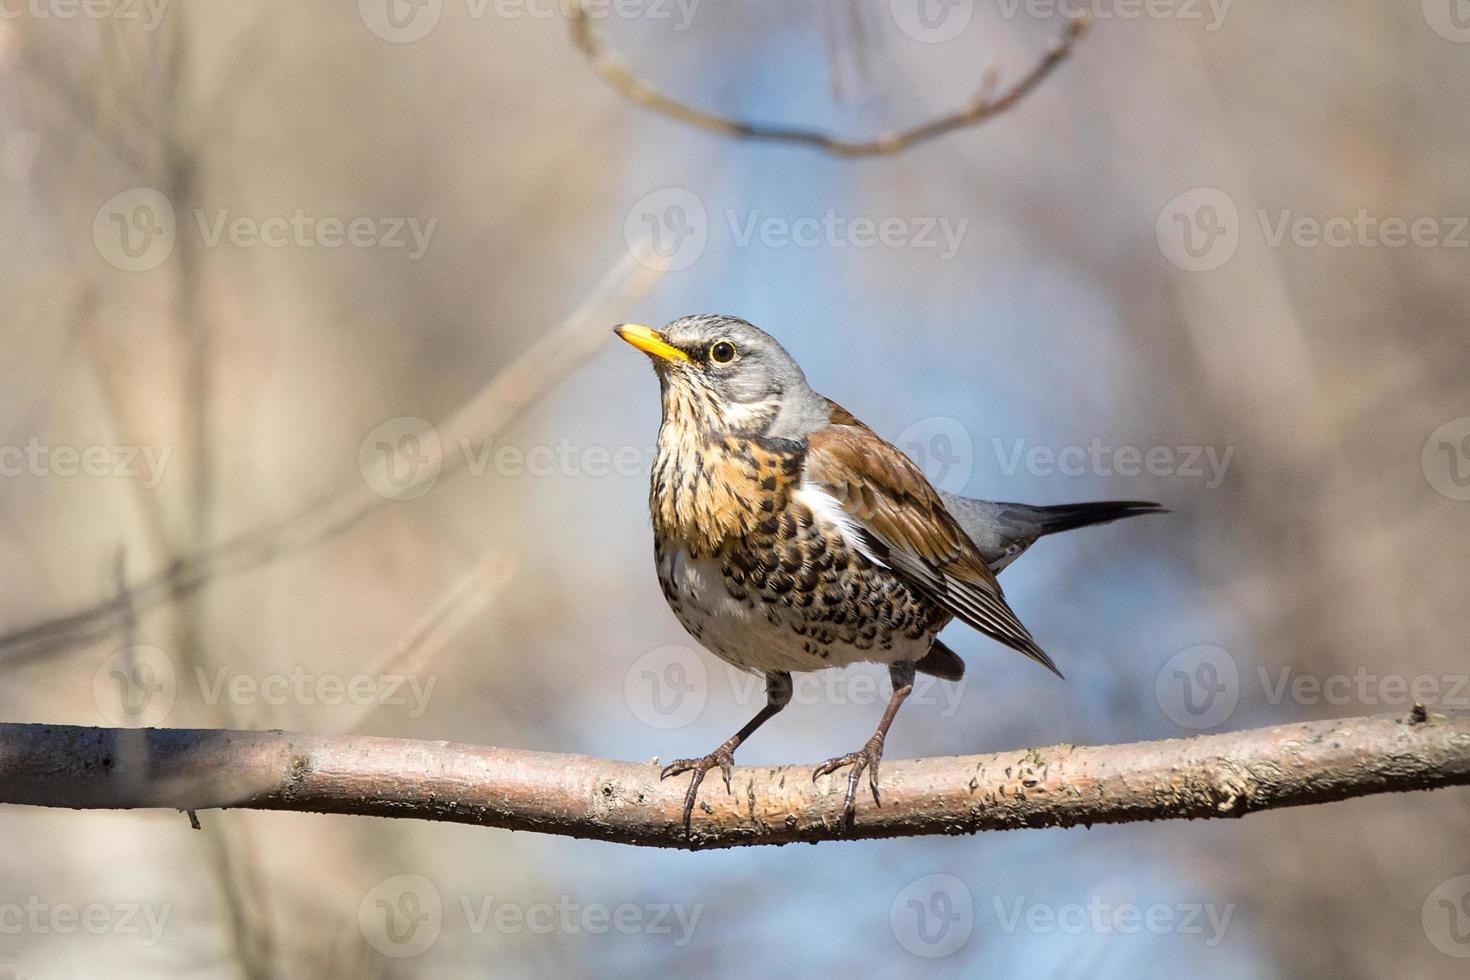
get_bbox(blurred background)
[1,0,1468,976]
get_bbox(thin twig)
[0,248,663,666]
[343,550,516,733]
[569,5,1089,158]
[1,710,1464,850]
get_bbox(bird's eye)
[709,341,737,364]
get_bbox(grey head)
[615,314,830,441]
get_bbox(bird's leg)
[812,660,916,829]
[660,671,792,834]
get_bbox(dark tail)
[1027,500,1168,535]
[939,493,1167,573]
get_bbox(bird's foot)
[812,732,886,829]
[659,745,737,836]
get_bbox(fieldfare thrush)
[616,314,1164,831]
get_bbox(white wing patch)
[793,484,888,568]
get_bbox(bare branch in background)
[0,249,664,665]
[3,710,1464,850]
[570,4,1089,158]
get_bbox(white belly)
[655,545,934,675]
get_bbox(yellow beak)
[615,323,690,364]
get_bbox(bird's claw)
[811,735,885,829]
[659,747,736,835]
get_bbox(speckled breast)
[649,422,948,672]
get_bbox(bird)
[615,314,1164,832]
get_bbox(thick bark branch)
[2,710,1465,850]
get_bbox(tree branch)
[570,5,1090,158]
[0,247,663,666]
[2,709,1465,850]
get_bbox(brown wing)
[805,418,1061,677]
